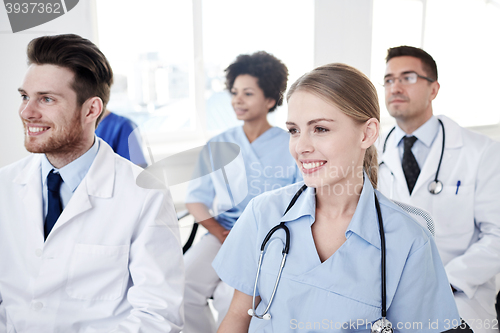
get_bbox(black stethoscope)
[247,185,394,333]
[382,119,445,195]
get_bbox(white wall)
[1,0,498,171]
[0,1,96,168]
[314,0,374,75]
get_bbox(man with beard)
[0,34,184,332]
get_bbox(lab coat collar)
[11,139,117,243]
[15,138,115,198]
[280,177,381,250]
[45,139,115,241]
[81,138,115,198]
[379,129,407,193]
[13,154,43,185]
[40,137,99,192]
[379,114,464,196]
[13,154,45,239]
[410,115,463,193]
[437,114,463,149]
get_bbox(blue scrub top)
[213,179,460,332]
[95,112,147,167]
[185,126,301,230]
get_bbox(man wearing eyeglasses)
[378,45,500,333]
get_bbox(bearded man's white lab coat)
[0,139,184,332]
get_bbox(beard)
[24,109,86,156]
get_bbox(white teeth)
[302,162,325,169]
[28,127,48,133]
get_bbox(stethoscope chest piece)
[428,180,443,195]
[371,317,393,333]
[383,119,446,197]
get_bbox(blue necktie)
[45,170,63,240]
[402,136,420,194]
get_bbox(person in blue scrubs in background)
[214,63,461,332]
[183,51,301,332]
[95,109,147,167]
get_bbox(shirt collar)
[41,137,100,192]
[394,115,439,148]
[280,175,382,249]
[346,175,381,249]
[280,182,316,223]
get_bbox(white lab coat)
[378,115,500,331]
[0,139,184,333]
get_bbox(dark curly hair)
[225,51,288,112]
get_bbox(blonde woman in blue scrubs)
[183,51,301,333]
[213,64,461,332]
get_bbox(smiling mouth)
[27,126,50,135]
[301,161,326,172]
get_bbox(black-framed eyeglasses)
[383,72,435,87]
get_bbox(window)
[97,0,314,160]
[371,0,500,128]
[96,0,197,162]
[201,0,314,134]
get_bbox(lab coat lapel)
[411,116,463,194]
[438,115,463,150]
[47,140,115,239]
[380,134,409,199]
[14,155,45,240]
[411,127,443,194]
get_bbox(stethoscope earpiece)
[247,308,271,320]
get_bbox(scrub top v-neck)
[185,126,301,230]
[213,179,460,332]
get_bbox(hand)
[216,229,230,244]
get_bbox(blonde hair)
[287,63,380,188]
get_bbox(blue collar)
[41,137,100,192]
[280,175,382,249]
[394,116,440,148]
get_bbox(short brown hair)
[287,63,380,188]
[386,45,438,81]
[27,34,113,124]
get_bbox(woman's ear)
[266,98,276,111]
[361,118,379,149]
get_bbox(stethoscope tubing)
[381,119,445,195]
[433,119,445,185]
[248,184,307,320]
[374,194,387,318]
[250,185,391,331]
